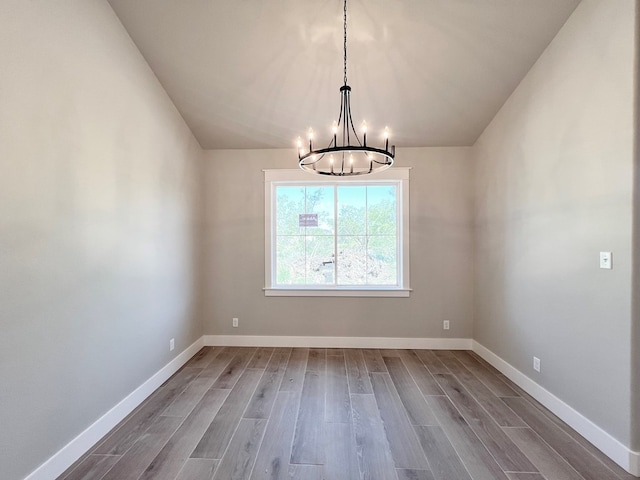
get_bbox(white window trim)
[264,168,411,297]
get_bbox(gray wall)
[474,0,636,446]
[0,2,203,479]
[632,0,640,453]
[202,148,474,339]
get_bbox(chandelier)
[297,0,395,176]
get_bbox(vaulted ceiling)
[107,0,580,149]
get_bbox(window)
[264,168,410,296]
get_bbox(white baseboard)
[472,341,640,477]
[27,336,637,478]
[203,334,472,350]
[24,337,204,480]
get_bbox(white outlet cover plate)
[533,356,541,372]
[599,251,612,269]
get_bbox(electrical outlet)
[169,338,175,351]
[443,320,450,330]
[533,356,541,372]
[233,317,239,328]
[599,251,612,269]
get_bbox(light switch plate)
[599,252,612,269]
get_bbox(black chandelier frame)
[297,0,395,176]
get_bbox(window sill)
[263,288,411,297]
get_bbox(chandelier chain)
[343,0,348,86]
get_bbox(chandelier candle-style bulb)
[308,128,314,150]
[296,0,395,176]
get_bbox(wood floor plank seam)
[99,415,184,480]
[383,356,439,425]
[211,418,268,480]
[137,387,230,480]
[442,357,527,428]
[324,351,351,424]
[291,348,327,465]
[425,390,512,479]
[369,372,431,470]
[279,347,309,393]
[413,424,474,480]
[502,396,624,480]
[430,422,485,480]
[502,422,611,480]
[499,382,635,480]
[458,351,520,397]
[396,350,444,397]
[227,354,296,479]
[433,372,537,473]
[249,390,302,480]
[161,351,236,418]
[502,426,587,480]
[191,368,263,460]
[92,367,202,456]
[174,458,218,480]
[244,351,291,420]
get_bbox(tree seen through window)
[275,184,398,286]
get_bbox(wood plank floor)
[59,348,636,480]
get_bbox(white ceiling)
[107,0,580,150]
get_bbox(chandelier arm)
[345,89,362,146]
[344,90,350,147]
[335,91,345,149]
